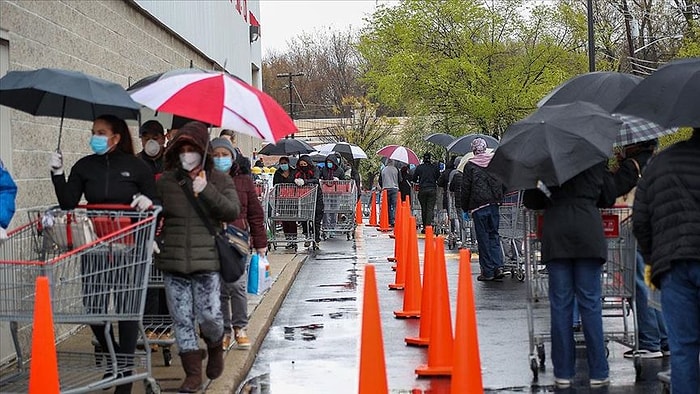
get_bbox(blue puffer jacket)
[0,160,18,229]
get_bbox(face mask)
[439,163,446,172]
[213,156,233,172]
[90,135,110,155]
[327,162,333,169]
[280,164,289,171]
[179,152,202,171]
[144,139,161,157]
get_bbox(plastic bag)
[247,253,272,295]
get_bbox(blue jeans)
[472,204,503,277]
[634,251,667,351]
[385,188,398,226]
[547,259,608,381]
[660,261,700,394]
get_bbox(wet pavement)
[240,226,670,393]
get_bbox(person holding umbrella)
[272,156,298,249]
[50,114,157,394]
[412,152,440,233]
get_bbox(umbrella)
[129,70,297,143]
[423,133,455,148]
[0,67,141,149]
[376,145,420,165]
[538,72,642,112]
[315,142,368,159]
[447,134,499,155]
[614,113,677,147]
[258,137,316,156]
[614,57,700,128]
[486,102,622,190]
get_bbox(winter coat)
[461,160,504,212]
[399,167,412,201]
[0,160,17,228]
[412,161,440,190]
[633,132,700,288]
[52,149,157,209]
[449,170,463,212]
[273,169,295,185]
[523,162,616,263]
[294,155,324,214]
[155,169,240,274]
[137,151,165,177]
[231,173,267,249]
[320,154,346,180]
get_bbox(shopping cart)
[139,265,174,367]
[524,207,639,381]
[266,184,318,251]
[410,183,422,227]
[320,180,357,240]
[360,190,373,218]
[0,205,161,393]
[445,192,462,250]
[499,191,525,281]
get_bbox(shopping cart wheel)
[144,377,161,394]
[529,357,539,380]
[515,269,525,282]
[163,346,172,366]
[537,344,546,370]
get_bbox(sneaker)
[233,327,251,349]
[477,274,495,281]
[590,377,610,387]
[623,349,663,359]
[222,333,232,350]
[554,377,572,388]
[494,268,506,280]
[661,345,671,357]
[145,330,159,352]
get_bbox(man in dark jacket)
[632,128,700,393]
[412,152,440,232]
[461,138,505,281]
[138,120,166,177]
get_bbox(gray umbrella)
[487,102,622,190]
[0,68,140,149]
[424,133,455,148]
[538,72,642,112]
[447,134,499,155]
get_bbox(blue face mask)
[213,156,233,172]
[326,162,333,169]
[439,163,446,172]
[317,162,326,168]
[90,135,110,155]
[280,164,289,171]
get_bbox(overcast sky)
[258,0,397,56]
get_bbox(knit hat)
[210,137,237,159]
[471,137,487,154]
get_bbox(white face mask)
[179,152,202,171]
[144,139,161,157]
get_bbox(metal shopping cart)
[524,207,639,381]
[320,180,357,240]
[360,190,373,218]
[139,265,174,367]
[266,184,318,252]
[500,191,525,281]
[444,192,461,249]
[0,205,161,393]
[410,183,422,227]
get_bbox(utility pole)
[587,0,595,72]
[276,72,304,120]
[621,0,636,74]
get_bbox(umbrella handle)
[57,96,66,151]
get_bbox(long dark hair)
[96,114,134,155]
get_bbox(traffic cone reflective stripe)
[378,189,391,232]
[29,276,60,394]
[405,225,434,345]
[358,265,389,394]
[452,248,484,393]
[368,191,378,227]
[394,216,422,318]
[415,237,453,376]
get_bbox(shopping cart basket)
[320,180,357,240]
[266,184,318,251]
[499,191,525,281]
[0,205,161,393]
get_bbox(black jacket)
[138,151,165,176]
[523,162,616,263]
[633,132,700,288]
[449,170,463,211]
[412,161,440,190]
[461,161,504,211]
[52,150,157,209]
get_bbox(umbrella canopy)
[487,102,622,190]
[315,142,368,159]
[258,138,316,156]
[0,68,140,148]
[538,72,642,112]
[423,133,455,148]
[614,113,677,147]
[376,145,420,165]
[127,68,208,92]
[129,70,297,143]
[614,57,700,128]
[447,134,499,155]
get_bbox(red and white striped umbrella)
[376,145,420,165]
[129,71,297,143]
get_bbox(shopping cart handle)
[80,204,162,213]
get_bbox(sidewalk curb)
[205,253,308,394]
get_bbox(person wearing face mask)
[154,122,240,392]
[272,156,297,248]
[49,114,157,394]
[320,154,346,235]
[210,137,267,351]
[293,155,324,248]
[137,120,166,178]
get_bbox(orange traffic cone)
[405,225,435,345]
[415,237,453,377]
[29,276,59,394]
[388,201,403,261]
[368,191,378,227]
[388,211,408,290]
[391,200,410,270]
[394,216,422,318]
[452,248,484,393]
[358,265,389,394]
[388,200,402,240]
[355,199,363,225]
[378,189,391,232]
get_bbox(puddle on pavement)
[305,296,356,302]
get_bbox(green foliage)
[659,128,693,150]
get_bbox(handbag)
[177,175,248,283]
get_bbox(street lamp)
[633,35,683,54]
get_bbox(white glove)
[294,178,304,186]
[255,248,267,256]
[333,177,339,181]
[130,194,153,211]
[193,172,207,194]
[0,228,8,242]
[50,152,64,175]
[152,240,160,254]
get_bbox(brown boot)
[205,339,225,380]
[178,350,204,393]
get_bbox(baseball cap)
[139,120,165,136]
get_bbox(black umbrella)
[258,137,316,156]
[127,67,210,92]
[0,68,140,149]
[486,102,622,190]
[538,72,642,112]
[424,133,455,148]
[447,134,499,155]
[614,57,700,128]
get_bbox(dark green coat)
[155,169,240,274]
